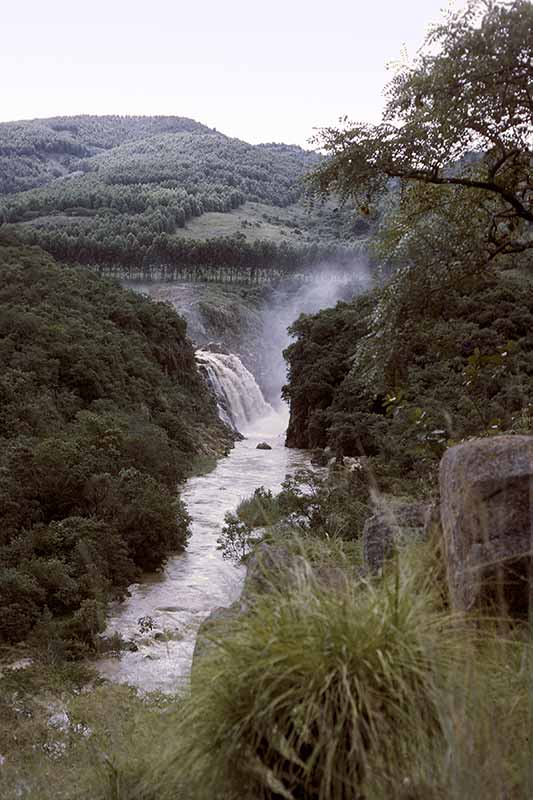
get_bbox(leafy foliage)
[218,488,283,562]
[0,239,231,649]
[218,469,371,565]
[284,270,533,491]
[286,0,533,492]
[312,0,533,264]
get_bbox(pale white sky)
[1,0,464,146]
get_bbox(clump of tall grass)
[130,547,449,800]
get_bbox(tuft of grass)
[133,547,451,800]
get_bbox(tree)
[311,0,533,264]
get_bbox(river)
[95,361,309,693]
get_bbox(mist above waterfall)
[130,260,374,433]
[259,263,373,406]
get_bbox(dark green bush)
[0,240,230,648]
[283,271,533,492]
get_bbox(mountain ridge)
[0,114,318,196]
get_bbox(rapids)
[95,353,308,692]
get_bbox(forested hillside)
[284,270,533,490]
[0,115,213,193]
[0,116,369,280]
[0,236,232,653]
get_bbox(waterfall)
[196,350,278,435]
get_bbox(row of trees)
[15,226,363,283]
[0,177,245,222]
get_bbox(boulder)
[256,441,272,450]
[242,543,311,601]
[192,601,242,669]
[439,435,533,614]
[363,502,432,573]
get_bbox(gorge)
[94,269,369,689]
[1,3,531,792]
[95,360,307,691]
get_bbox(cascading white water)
[95,349,305,692]
[196,350,277,434]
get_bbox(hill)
[0,115,213,194]
[0,116,370,279]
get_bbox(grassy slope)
[15,198,360,251]
[176,199,356,245]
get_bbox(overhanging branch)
[391,169,533,223]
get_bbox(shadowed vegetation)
[0,238,232,652]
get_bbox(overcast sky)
[2,0,465,146]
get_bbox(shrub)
[218,488,283,562]
[0,568,45,642]
[0,242,230,649]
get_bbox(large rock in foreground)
[440,435,533,614]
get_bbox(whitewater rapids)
[95,352,306,691]
[195,349,288,436]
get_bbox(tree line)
[14,226,364,283]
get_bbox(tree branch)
[392,169,533,223]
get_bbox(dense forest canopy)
[0,115,213,193]
[0,237,232,652]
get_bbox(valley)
[0,2,532,796]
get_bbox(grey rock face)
[363,502,432,574]
[192,601,242,671]
[256,441,272,450]
[440,435,533,614]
